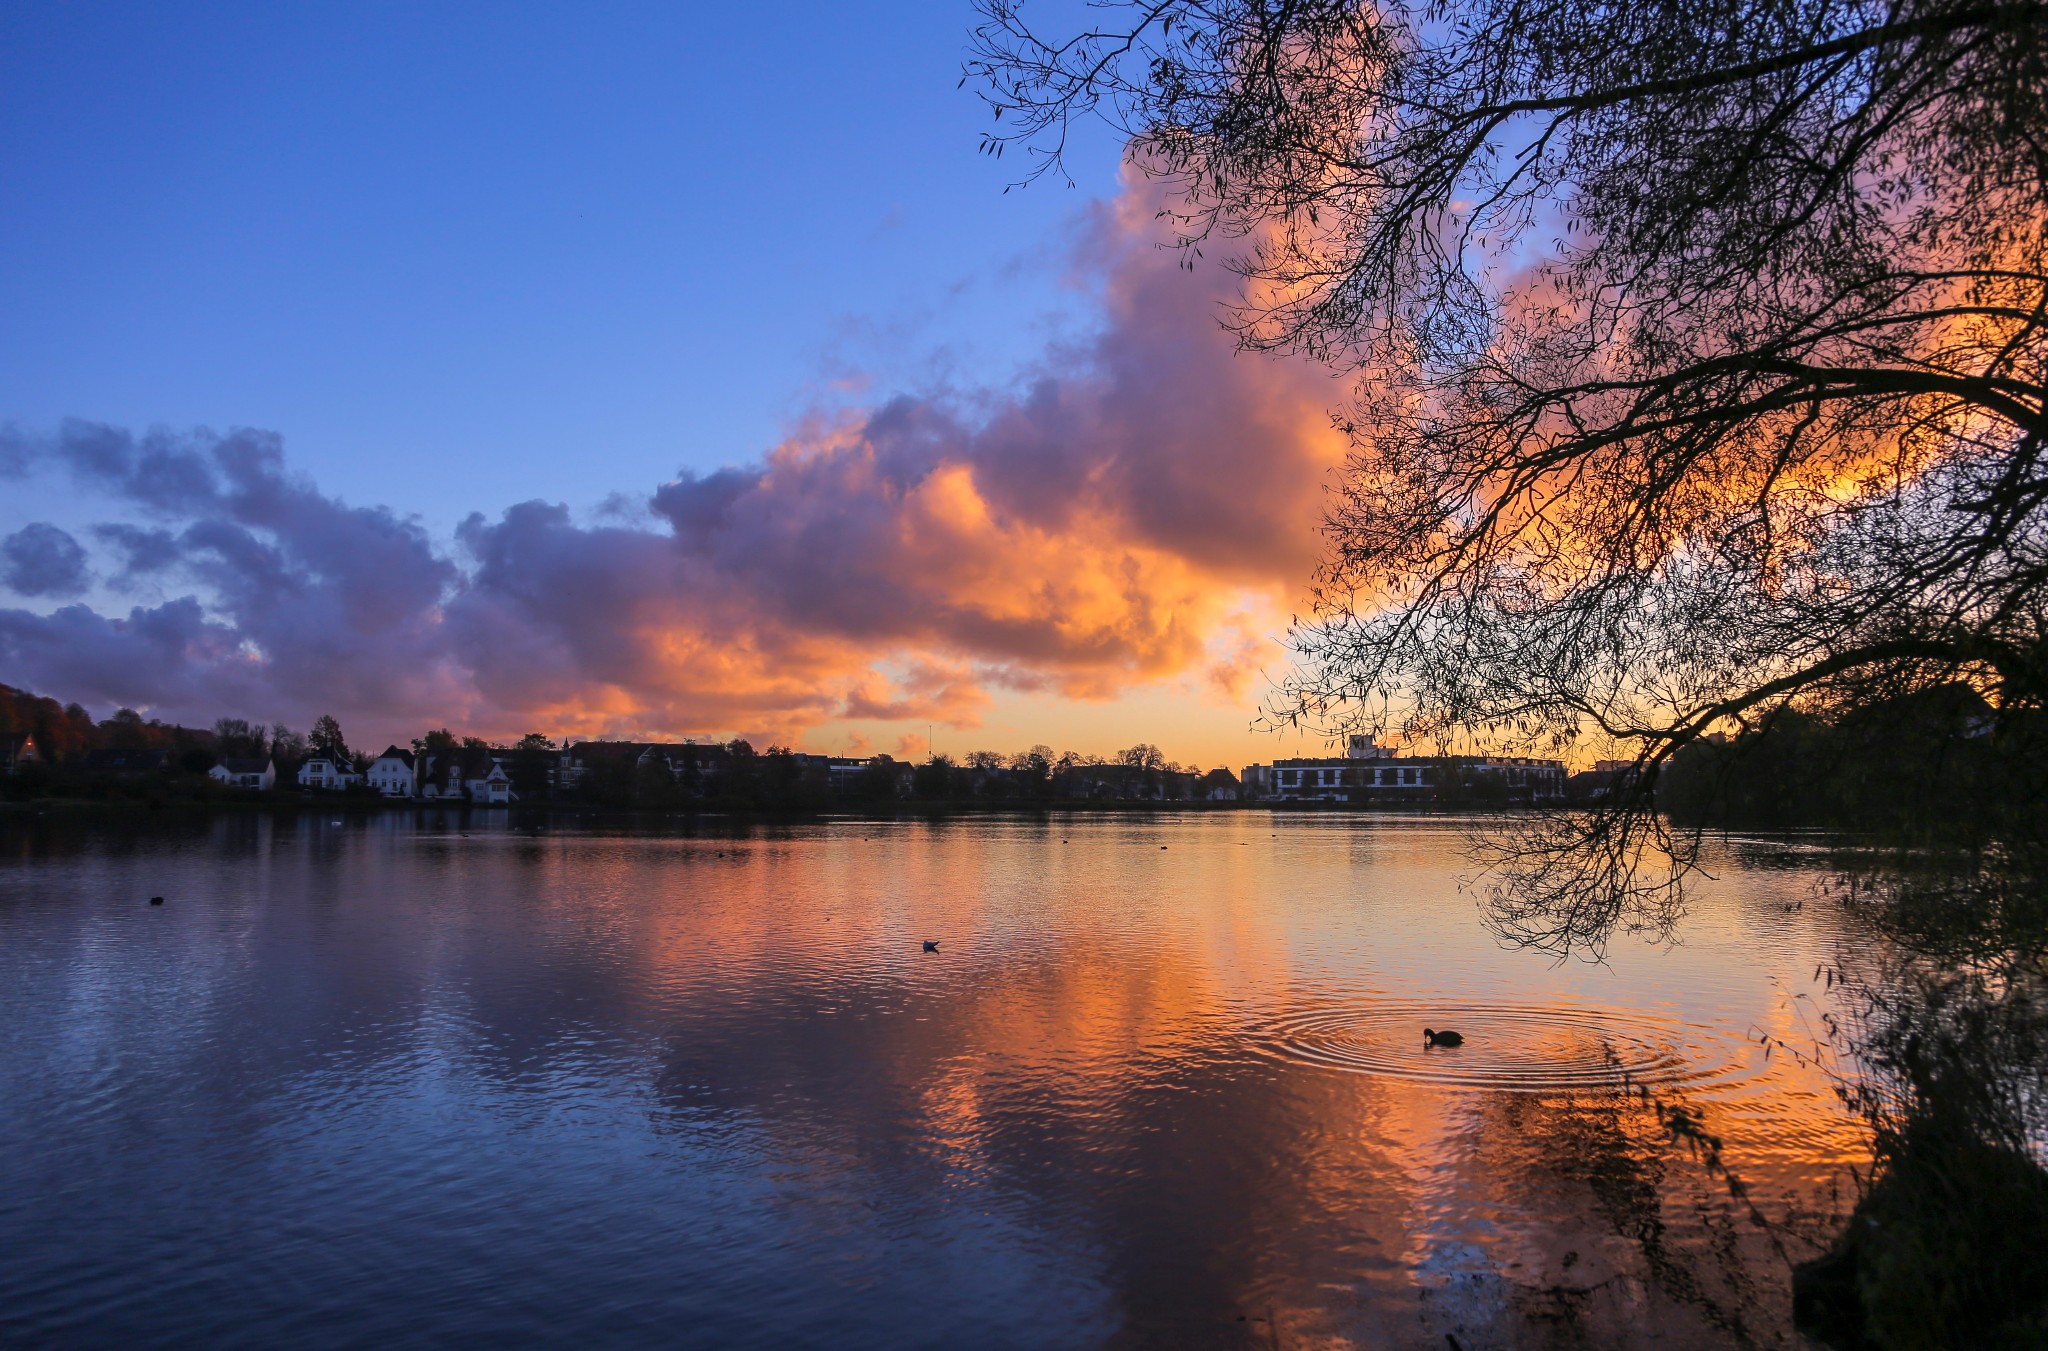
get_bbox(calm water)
[0,812,1866,1348]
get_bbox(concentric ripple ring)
[1247,1000,1755,1092]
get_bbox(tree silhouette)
[309,714,348,763]
[972,0,2046,952]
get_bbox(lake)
[0,811,1866,1348]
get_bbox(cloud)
[838,659,989,726]
[1203,616,1269,701]
[0,176,1338,741]
[1,523,93,598]
[0,598,261,714]
[0,422,469,726]
[90,524,184,581]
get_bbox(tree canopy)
[972,0,2047,950]
[309,714,349,762]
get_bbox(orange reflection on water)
[0,811,1882,1347]
[594,816,1865,1344]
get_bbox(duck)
[1424,1027,1464,1047]
[922,940,940,953]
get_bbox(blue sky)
[1,1,1121,528]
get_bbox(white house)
[416,752,465,799]
[297,754,362,791]
[457,746,515,804]
[417,746,517,804]
[365,746,417,798]
[209,756,275,791]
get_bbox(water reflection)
[1248,999,1763,1091]
[0,813,1867,1347]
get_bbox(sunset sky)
[0,2,1354,769]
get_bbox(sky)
[0,1,1353,770]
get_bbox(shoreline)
[0,794,1561,824]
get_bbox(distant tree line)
[1657,685,2044,839]
[911,743,1218,802]
[557,739,1233,811]
[562,739,843,812]
[2,681,1232,809]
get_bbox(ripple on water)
[1248,1001,1758,1093]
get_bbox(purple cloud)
[1,523,93,599]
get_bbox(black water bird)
[922,940,939,953]
[149,896,164,906]
[1424,1027,1463,1047]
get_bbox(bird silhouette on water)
[922,940,939,953]
[1424,1027,1464,1047]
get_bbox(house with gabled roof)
[365,746,416,798]
[457,745,514,804]
[0,732,40,773]
[555,740,641,790]
[416,747,516,804]
[297,754,363,791]
[209,756,275,791]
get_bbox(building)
[411,747,515,803]
[297,754,363,791]
[826,757,871,794]
[1248,733,1398,802]
[209,756,276,791]
[0,732,41,773]
[555,740,641,791]
[865,756,917,797]
[457,746,516,804]
[417,752,460,800]
[555,740,729,795]
[1243,734,1566,804]
[1263,756,1424,801]
[1438,755,1569,801]
[416,753,456,799]
[638,742,734,789]
[365,746,417,798]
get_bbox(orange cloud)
[443,170,1347,740]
